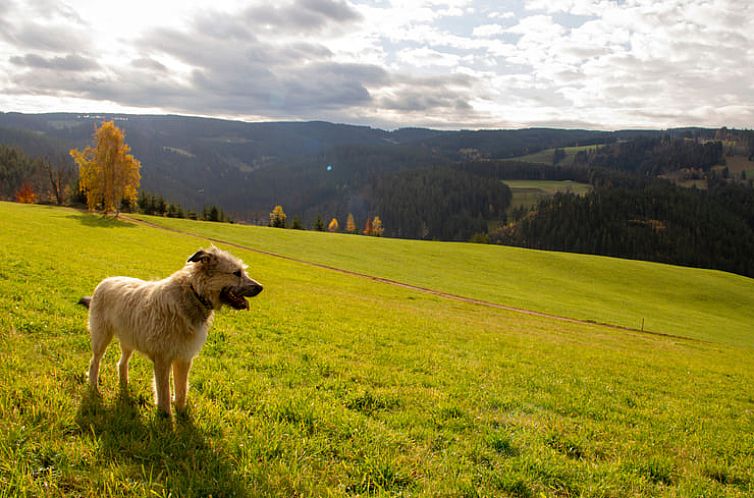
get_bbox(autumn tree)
[70,121,141,214]
[346,213,357,233]
[328,217,339,232]
[362,217,373,235]
[269,205,287,228]
[15,183,36,204]
[371,216,384,237]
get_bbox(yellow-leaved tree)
[346,213,357,233]
[371,216,384,237]
[70,121,141,214]
[269,205,287,228]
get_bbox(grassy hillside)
[1,202,753,497]
[510,145,600,166]
[132,213,754,348]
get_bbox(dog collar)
[190,285,213,311]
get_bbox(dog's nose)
[247,283,263,297]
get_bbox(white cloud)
[471,24,505,38]
[0,0,753,129]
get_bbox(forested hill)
[0,111,614,224]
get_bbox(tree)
[328,217,339,232]
[362,217,373,235]
[70,121,141,214]
[313,215,325,231]
[346,213,357,233]
[44,155,75,205]
[291,216,303,229]
[371,216,384,237]
[269,205,287,228]
[15,183,36,203]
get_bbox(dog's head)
[187,247,263,310]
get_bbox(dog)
[79,246,263,415]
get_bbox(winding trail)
[121,214,706,344]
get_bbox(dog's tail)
[78,296,92,309]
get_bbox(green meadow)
[1,201,753,497]
[503,180,592,214]
[132,213,754,348]
[510,145,600,166]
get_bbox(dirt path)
[122,214,705,344]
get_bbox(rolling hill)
[1,201,753,496]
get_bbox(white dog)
[80,246,263,415]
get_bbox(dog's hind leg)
[88,322,113,392]
[153,357,172,415]
[172,359,192,412]
[118,346,133,391]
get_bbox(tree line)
[0,144,78,205]
[268,204,384,236]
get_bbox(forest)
[494,179,754,277]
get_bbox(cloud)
[0,0,753,129]
[396,47,462,68]
[242,0,362,34]
[471,24,505,38]
[0,0,90,52]
[10,53,99,71]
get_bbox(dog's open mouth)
[220,287,250,310]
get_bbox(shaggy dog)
[79,246,263,415]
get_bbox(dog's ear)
[187,249,213,264]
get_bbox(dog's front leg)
[118,346,133,391]
[172,359,192,412]
[153,357,172,415]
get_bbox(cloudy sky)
[0,0,752,130]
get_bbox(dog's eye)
[233,270,242,277]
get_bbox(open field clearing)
[510,145,600,166]
[1,202,753,497]
[503,180,592,213]
[131,212,754,348]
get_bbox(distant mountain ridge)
[0,113,611,218]
[0,111,711,224]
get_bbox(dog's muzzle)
[220,281,263,310]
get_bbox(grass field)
[1,202,753,497]
[510,145,600,166]
[130,212,754,348]
[503,180,592,214]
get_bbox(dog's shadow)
[76,389,248,497]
